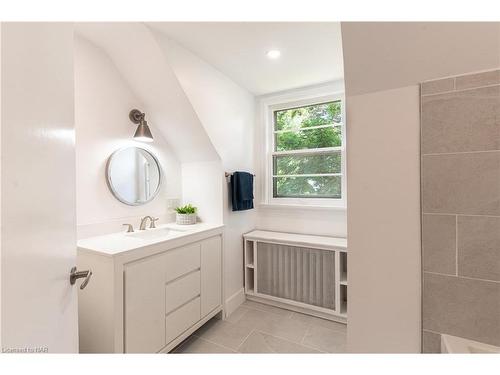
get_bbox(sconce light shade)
[133,120,153,143]
[129,109,154,143]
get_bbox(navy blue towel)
[230,171,254,211]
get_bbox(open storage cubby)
[340,252,347,285]
[244,239,256,294]
[245,240,254,267]
[340,284,347,315]
[245,268,255,294]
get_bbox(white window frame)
[261,90,346,208]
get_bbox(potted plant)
[174,204,197,225]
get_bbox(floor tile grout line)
[253,329,327,353]
[255,322,339,352]
[179,334,236,354]
[291,315,348,334]
[194,311,257,352]
[300,324,312,346]
[180,335,237,353]
[224,307,252,325]
[242,307,310,348]
[236,328,257,353]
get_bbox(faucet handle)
[122,223,134,233]
[150,217,159,229]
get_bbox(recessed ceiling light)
[266,50,281,59]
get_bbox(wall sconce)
[129,109,153,143]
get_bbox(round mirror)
[106,147,162,206]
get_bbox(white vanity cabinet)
[77,224,223,353]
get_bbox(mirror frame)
[105,146,163,206]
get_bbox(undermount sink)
[126,227,186,240]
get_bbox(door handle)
[70,267,93,290]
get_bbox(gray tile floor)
[173,300,347,353]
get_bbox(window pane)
[273,176,341,198]
[274,152,341,175]
[274,101,341,131]
[275,126,341,151]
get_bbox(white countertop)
[77,222,224,256]
[243,230,347,250]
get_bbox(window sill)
[257,203,347,211]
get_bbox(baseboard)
[224,287,245,318]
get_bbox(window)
[265,93,345,207]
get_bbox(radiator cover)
[256,242,335,310]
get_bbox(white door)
[1,23,80,353]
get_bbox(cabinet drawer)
[165,243,200,282]
[165,270,200,314]
[165,297,201,344]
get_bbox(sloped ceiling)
[75,22,220,163]
[151,29,255,172]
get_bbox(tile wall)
[421,69,500,353]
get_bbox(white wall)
[255,81,347,238]
[181,161,224,224]
[257,207,346,237]
[74,35,182,239]
[155,33,256,310]
[346,86,421,352]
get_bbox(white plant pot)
[176,213,197,225]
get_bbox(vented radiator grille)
[256,242,335,310]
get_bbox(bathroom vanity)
[77,223,224,353]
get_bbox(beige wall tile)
[422,152,500,215]
[423,272,500,346]
[422,214,456,275]
[422,330,441,353]
[421,78,455,96]
[421,86,500,154]
[458,216,500,281]
[455,70,500,90]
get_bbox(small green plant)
[175,204,197,215]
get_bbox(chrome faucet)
[139,216,153,230]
